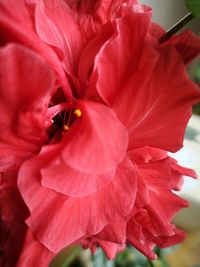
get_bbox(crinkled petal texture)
[87,5,200,152]
[0,44,54,172]
[18,156,137,253]
[167,30,200,64]
[66,0,138,38]
[127,148,190,259]
[81,147,193,260]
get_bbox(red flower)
[0,0,200,266]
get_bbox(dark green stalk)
[159,12,195,43]
[147,259,156,267]
[61,247,81,267]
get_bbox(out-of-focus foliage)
[61,246,171,267]
[195,67,200,82]
[193,67,200,115]
[185,0,200,17]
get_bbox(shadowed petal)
[0,44,54,171]
[16,230,54,267]
[167,30,200,64]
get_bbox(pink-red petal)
[62,100,128,174]
[0,44,54,171]
[16,230,54,267]
[128,46,200,152]
[0,0,71,95]
[167,30,200,64]
[18,157,136,253]
[87,7,152,105]
[33,0,82,75]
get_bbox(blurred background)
[51,1,200,266]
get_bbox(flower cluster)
[0,0,200,266]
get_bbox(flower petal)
[87,7,151,105]
[153,227,186,248]
[127,216,157,260]
[18,157,136,253]
[0,0,71,95]
[0,44,54,170]
[167,30,200,64]
[78,23,114,96]
[96,219,127,244]
[128,46,200,152]
[91,238,125,259]
[62,100,128,174]
[170,163,197,190]
[34,0,81,75]
[40,144,115,197]
[138,159,189,233]
[16,230,54,267]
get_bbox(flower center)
[48,107,82,141]
[63,108,82,132]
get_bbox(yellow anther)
[63,124,70,131]
[74,108,82,117]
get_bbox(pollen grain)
[63,124,70,131]
[74,108,82,117]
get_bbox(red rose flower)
[0,0,200,266]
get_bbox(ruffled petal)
[87,6,152,105]
[18,157,137,253]
[127,208,187,259]
[153,227,186,248]
[167,30,200,64]
[96,219,127,244]
[137,159,188,233]
[127,216,157,260]
[128,46,200,152]
[89,238,125,259]
[170,162,197,191]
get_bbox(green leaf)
[185,0,200,18]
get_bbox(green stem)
[159,12,195,43]
[61,247,81,267]
[147,259,156,267]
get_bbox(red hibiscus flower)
[0,0,200,266]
